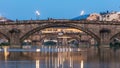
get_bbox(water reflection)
[0,48,120,68]
[81,60,84,68]
[36,60,40,68]
[3,47,9,61]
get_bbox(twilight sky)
[0,0,120,20]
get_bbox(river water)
[0,47,120,68]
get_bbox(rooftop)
[0,16,13,22]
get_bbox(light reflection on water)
[0,48,120,68]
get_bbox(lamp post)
[35,10,40,20]
[80,10,85,16]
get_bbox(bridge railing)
[13,20,120,24]
[0,19,120,25]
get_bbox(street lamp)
[80,10,85,16]
[35,10,40,20]
[58,32,63,36]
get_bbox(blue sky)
[0,0,120,20]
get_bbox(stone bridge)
[0,19,120,48]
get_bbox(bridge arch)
[110,32,120,41]
[0,32,10,42]
[20,23,100,45]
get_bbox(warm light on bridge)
[36,49,41,52]
[3,47,9,61]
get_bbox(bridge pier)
[9,28,21,48]
[99,29,111,47]
[100,41,110,47]
[62,38,68,46]
[9,33,21,48]
[100,37,110,47]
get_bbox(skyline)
[0,0,120,20]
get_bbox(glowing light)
[36,49,41,52]
[57,56,60,67]
[69,48,72,52]
[36,60,40,68]
[78,48,81,51]
[58,32,63,35]
[70,57,73,68]
[81,60,84,68]
[4,47,9,61]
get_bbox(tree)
[0,42,10,46]
[44,41,57,46]
[110,38,120,51]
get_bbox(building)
[101,12,120,21]
[0,16,13,23]
[87,13,101,21]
